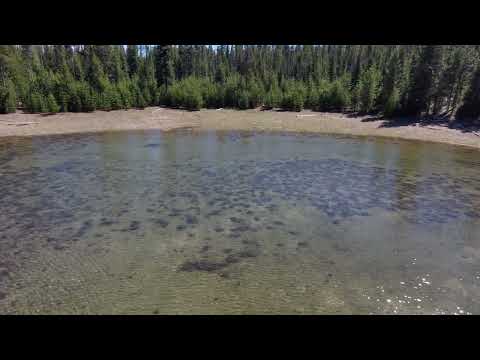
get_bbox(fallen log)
[5,122,39,126]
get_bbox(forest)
[1,45,480,122]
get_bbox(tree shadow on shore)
[346,111,480,134]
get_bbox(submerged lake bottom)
[1,129,480,314]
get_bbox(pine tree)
[328,79,350,111]
[237,90,250,109]
[383,87,400,118]
[79,83,96,112]
[281,81,304,112]
[405,45,444,117]
[138,55,157,106]
[68,84,82,113]
[0,78,17,113]
[110,46,128,83]
[0,45,477,118]
[456,66,480,122]
[72,53,84,81]
[86,51,108,93]
[247,77,264,108]
[39,93,48,113]
[357,66,382,113]
[126,45,139,78]
[46,93,60,113]
[117,80,132,109]
[154,45,175,91]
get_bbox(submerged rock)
[0,268,9,279]
[185,215,198,225]
[178,259,228,272]
[129,221,140,231]
[225,254,241,264]
[231,225,250,233]
[99,218,114,226]
[238,249,260,258]
[74,220,93,239]
[154,219,169,228]
[53,243,66,251]
[218,272,230,279]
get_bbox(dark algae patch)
[179,259,229,272]
[153,219,169,228]
[200,245,210,253]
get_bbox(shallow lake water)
[1,129,480,314]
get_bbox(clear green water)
[1,129,480,314]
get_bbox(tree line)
[1,45,479,122]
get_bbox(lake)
[1,129,479,314]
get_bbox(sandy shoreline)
[1,107,479,149]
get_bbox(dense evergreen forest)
[1,45,480,122]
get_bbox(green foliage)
[79,84,96,112]
[1,45,478,123]
[117,80,132,109]
[200,79,220,108]
[247,78,264,108]
[456,66,480,121]
[46,93,60,113]
[328,80,351,111]
[166,77,203,110]
[154,45,175,90]
[405,46,445,116]
[223,74,240,108]
[356,66,382,113]
[0,78,17,113]
[383,87,400,118]
[126,45,139,78]
[281,82,305,112]
[136,93,147,109]
[68,86,83,113]
[264,88,282,109]
[56,83,70,112]
[237,90,250,109]
[24,90,40,113]
[39,93,48,113]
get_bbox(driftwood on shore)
[4,122,39,126]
